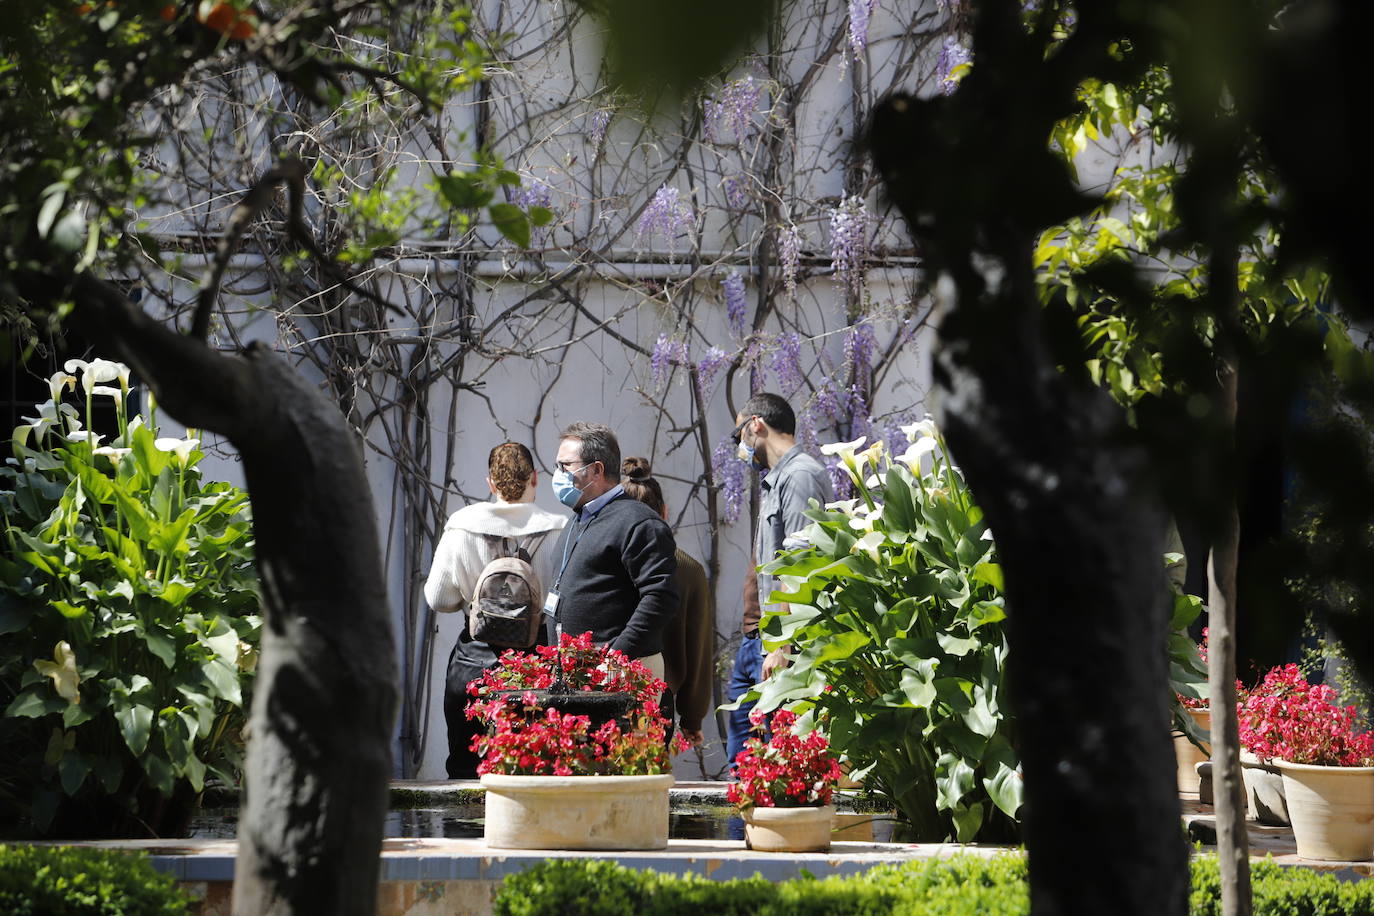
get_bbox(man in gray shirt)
[724,393,833,766]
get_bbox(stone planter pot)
[1240,751,1289,826]
[480,773,673,850]
[1276,761,1374,861]
[1174,708,1210,794]
[741,804,835,852]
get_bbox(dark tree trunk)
[866,5,1190,906]
[67,275,397,915]
[932,277,1187,916]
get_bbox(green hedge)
[0,844,191,915]
[493,856,1374,916]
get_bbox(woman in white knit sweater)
[424,442,566,777]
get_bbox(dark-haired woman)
[621,457,715,747]
[424,443,567,777]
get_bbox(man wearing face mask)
[724,393,833,768]
[544,422,678,678]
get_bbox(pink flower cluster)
[727,709,843,810]
[1237,664,1374,767]
[466,632,689,776]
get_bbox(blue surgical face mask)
[551,468,584,509]
[737,434,767,473]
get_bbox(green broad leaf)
[760,605,821,641]
[963,686,999,738]
[527,205,554,227]
[51,599,88,619]
[942,721,991,760]
[970,562,1004,593]
[59,752,90,796]
[489,203,531,248]
[937,632,979,657]
[436,173,494,208]
[92,757,124,794]
[1170,591,1204,630]
[129,425,171,484]
[142,752,175,796]
[951,800,985,843]
[964,599,1006,631]
[0,595,36,635]
[156,576,197,609]
[200,621,241,665]
[934,677,974,712]
[141,625,177,669]
[881,469,917,535]
[115,702,153,755]
[886,637,940,670]
[955,528,992,569]
[809,631,870,665]
[149,508,196,557]
[62,700,96,729]
[898,661,938,708]
[182,752,207,793]
[114,491,154,541]
[6,688,67,718]
[935,753,975,811]
[982,736,1024,818]
[36,186,67,238]
[201,659,242,706]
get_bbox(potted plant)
[1172,627,1211,794]
[0,360,259,838]
[1233,665,1297,826]
[466,632,688,850]
[727,708,843,852]
[1237,663,1374,861]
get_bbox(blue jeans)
[725,634,764,770]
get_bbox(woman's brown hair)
[620,456,665,517]
[488,442,535,501]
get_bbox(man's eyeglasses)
[555,460,593,473]
[731,416,756,446]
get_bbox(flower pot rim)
[740,803,836,818]
[1273,759,1374,774]
[479,772,675,789]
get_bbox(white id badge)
[542,592,560,617]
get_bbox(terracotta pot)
[741,804,835,852]
[1239,751,1289,826]
[1276,761,1374,861]
[1174,707,1211,794]
[480,773,673,850]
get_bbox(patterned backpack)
[468,535,545,649]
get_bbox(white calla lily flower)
[93,446,133,461]
[91,385,122,399]
[900,416,939,443]
[65,430,104,446]
[155,437,200,464]
[901,436,939,466]
[825,497,862,513]
[820,436,867,456]
[47,372,77,402]
[67,357,124,394]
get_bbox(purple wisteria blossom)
[847,385,873,440]
[510,177,553,211]
[844,323,878,376]
[778,224,802,297]
[711,436,748,524]
[881,411,917,454]
[637,186,695,257]
[722,271,748,338]
[724,175,749,210]
[650,334,689,391]
[939,35,973,95]
[587,108,612,145]
[704,76,763,144]
[829,194,869,295]
[848,0,877,59]
[695,346,732,405]
[770,332,804,397]
[825,455,856,501]
[811,379,847,425]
